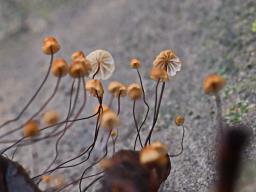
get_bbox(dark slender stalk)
[169,125,185,157]
[134,69,150,149]
[82,175,103,192]
[92,65,100,79]
[133,100,143,149]
[79,136,108,192]
[117,93,121,115]
[40,79,76,174]
[0,77,61,139]
[144,81,165,146]
[0,51,54,129]
[32,93,103,180]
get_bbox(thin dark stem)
[40,79,76,174]
[92,65,100,79]
[134,69,150,149]
[79,138,108,192]
[0,111,100,145]
[82,175,103,192]
[144,81,165,146]
[117,93,121,115]
[32,93,103,180]
[0,51,54,129]
[169,125,185,157]
[133,100,143,149]
[0,77,61,140]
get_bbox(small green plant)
[225,100,254,124]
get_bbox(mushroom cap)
[101,110,119,130]
[108,81,127,97]
[71,51,86,62]
[85,79,104,97]
[203,74,225,95]
[130,58,141,69]
[127,83,142,100]
[150,67,169,82]
[23,120,40,137]
[175,115,185,126]
[69,60,92,78]
[43,110,60,126]
[153,49,181,77]
[51,58,69,77]
[140,141,168,164]
[87,49,115,80]
[42,36,60,55]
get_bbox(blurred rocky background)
[0,0,255,191]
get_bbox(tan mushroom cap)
[127,83,142,100]
[71,51,86,62]
[130,58,141,69]
[69,60,92,78]
[23,120,40,137]
[101,110,119,130]
[108,81,127,97]
[42,110,60,126]
[87,49,115,80]
[153,49,181,77]
[175,115,185,126]
[140,141,168,165]
[150,67,169,82]
[85,79,104,98]
[51,58,69,77]
[203,74,225,95]
[42,36,60,55]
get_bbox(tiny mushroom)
[130,58,141,69]
[127,83,142,100]
[153,49,181,77]
[42,36,60,55]
[85,79,104,98]
[150,67,169,82]
[175,115,185,126]
[51,58,69,77]
[108,81,127,97]
[23,120,40,137]
[203,74,225,95]
[87,49,115,80]
[42,110,60,126]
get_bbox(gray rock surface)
[0,0,255,191]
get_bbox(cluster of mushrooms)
[0,35,186,192]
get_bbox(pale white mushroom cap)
[87,49,115,80]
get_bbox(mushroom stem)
[144,82,165,146]
[117,93,121,115]
[134,69,150,149]
[0,51,54,129]
[0,77,61,140]
[169,125,185,157]
[79,138,108,192]
[133,100,143,150]
[40,79,76,176]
